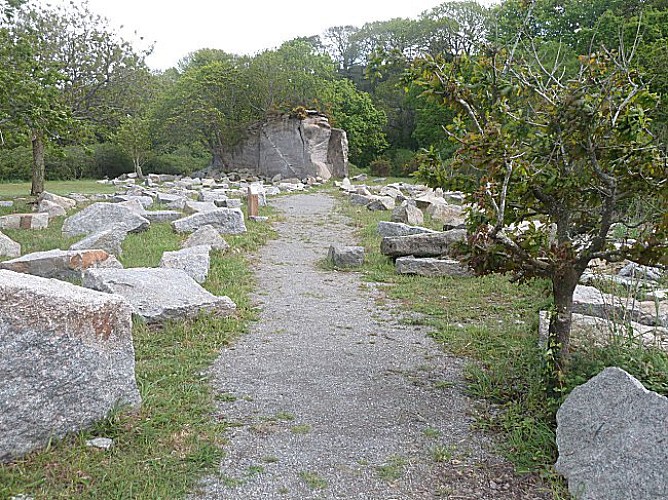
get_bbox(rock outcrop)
[0,270,141,463]
[218,111,348,180]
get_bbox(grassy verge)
[0,179,118,198]
[0,204,276,499]
[334,191,668,495]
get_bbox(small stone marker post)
[247,185,259,218]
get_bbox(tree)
[114,115,151,179]
[411,43,667,383]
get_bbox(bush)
[0,146,32,181]
[45,145,96,180]
[93,143,133,179]
[368,156,392,176]
[144,153,209,176]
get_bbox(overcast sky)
[56,0,495,70]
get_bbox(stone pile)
[339,177,472,278]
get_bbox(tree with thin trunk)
[411,40,668,387]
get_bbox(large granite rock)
[426,202,466,227]
[0,212,49,230]
[70,228,128,256]
[159,245,210,283]
[38,191,76,211]
[182,225,230,252]
[0,249,123,281]
[0,231,20,258]
[327,245,364,268]
[172,208,246,234]
[380,229,467,258]
[218,111,348,180]
[37,199,67,219]
[395,256,473,277]
[83,267,236,323]
[555,367,668,500]
[377,221,437,238]
[183,200,218,214]
[62,203,150,238]
[0,270,140,463]
[143,210,183,223]
[366,196,395,211]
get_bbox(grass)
[376,454,407,482]
[0,196,277,499]
[0,179,118,198]
[334,188,668,494]
[298,471,328,490]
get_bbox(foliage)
[411,41,668,378]
[114,115,152,178]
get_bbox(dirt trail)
[191,193,550,499]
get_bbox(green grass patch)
[0,202,277,499]
[0,179,118,198]
[298,471,328,490]
[376,454,407,482]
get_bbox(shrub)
[0,146,32,181]
[93,143,133,179]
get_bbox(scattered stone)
[160,245,210,283]
[0,249,122,281]
[219,198,242,209]
[0,200,13,208]
[391,201,424,226]
[69,228,128,256]
[83,267,236,323]
[182,225,230,252]
[619,262,664,282]
[0,231,21,258]
[183,200,218,214]
[114,195,153,208]
[0,270,140,463]
[86,437,114,450]
[351,173,367,182]
[157,192,186,208]
[38,191,76,211]
[249,215,269,222]
[414,192,446,210]
[380,229,467,259]
[349,193,374,206]
[377,221,437,238]
[395,256,473,277]
[117,198,147,215]
[366,196,395,211]
[198,189,229,203]
[37,199,67,218]
[62,203,149,238]
[646,289,668,302]
[573,285,662,327]
[555,367,668,500]
[0,213,49,230]
[172,208,246,235]
[426,202,466,227]
[340,177,353,191]
[327,245,364,268]
[143,210,183,223]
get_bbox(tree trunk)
[548,267,581,387]
[134,158,144,180]
[30,129,45,196]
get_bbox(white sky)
[53,0,495,70]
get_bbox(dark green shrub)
[45,145,96,180]
[368,156,391,176]
[93,143,133,179]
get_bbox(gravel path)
[191,193,551,499]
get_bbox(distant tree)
[412,43,667,383]
[114,115,151,179]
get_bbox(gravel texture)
[191,193,551,499]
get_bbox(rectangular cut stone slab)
[395,256,473,277]
[327,245,364,268]
[83,267,236,323]
[0,270,140,463]
[172,208,246,234]
[573,285,661,327]
[0,248,122,280]
[377,221,437,238]
[0,212,49,230]
[380,229,467,258]
[555,367,668,500]
[0,231,21,258]
[62,202,150,237]
[143,210,183,223]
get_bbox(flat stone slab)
[380,229,467,258]
[395,256,473,277]
[160,245,210,283]
[0,249,122,280]
[573,285,662,327]
[0,213,49,230]
[377,221,437,238]
[172,208,246,235]
[143,210,183,223]
[555,367,668,500]
[0,270,140,463]
[183,201,218,214]
[83,267,236,323]
[37,199,67,218]
[62,202,150,238]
